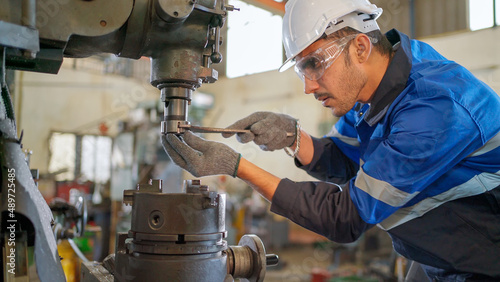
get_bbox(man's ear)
[353,34,372,63]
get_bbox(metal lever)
[178,124,295,137]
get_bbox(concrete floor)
[265,243,333,282]
[263,243,377,282]
[262,237,395,282]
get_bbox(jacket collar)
[363,29,412,126]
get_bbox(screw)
[149,211,164,229]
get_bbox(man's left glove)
[161,131,241,177]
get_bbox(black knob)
[266,254,279,267]
[211,52,223,64]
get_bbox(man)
[162,0,500,280]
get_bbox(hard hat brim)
[279,56,297,72]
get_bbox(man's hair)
[323,26,394,63]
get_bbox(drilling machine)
[0,0,278,281]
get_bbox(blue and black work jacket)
[271,29,500,280]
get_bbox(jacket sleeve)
[270,178,373,243]
[296,137,359,184]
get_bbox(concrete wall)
[421,28,500,94]
[14,58,159,175]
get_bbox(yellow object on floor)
[58,240,80,282]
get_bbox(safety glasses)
[294,35,357,81]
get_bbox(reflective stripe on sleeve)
[354,167,420,208]
[326,127,360,147]
[378,170,500,230]
[468,131,500,157]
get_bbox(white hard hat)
[280,0,383,72]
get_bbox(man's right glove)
[222,112,297,151]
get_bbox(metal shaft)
[161,87,192,134]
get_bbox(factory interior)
[1,0,500,281]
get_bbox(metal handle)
[178,124,294,137]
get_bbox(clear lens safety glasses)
[294,35,357,81]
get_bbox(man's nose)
[304,78,320,94]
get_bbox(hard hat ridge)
[324,12,380,36]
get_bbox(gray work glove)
[161,131,241,177]
[222,112,297,151]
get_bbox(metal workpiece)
[115,179,229,281]
[161,87,193,134]
[93,179,277,281]
[163,95,190,118]
[161,119,191,135]
[127,184,225,236]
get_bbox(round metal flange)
[155,0,194,23]
[237,234,266,282]
[160,87,193,101]
[161,120,190,134]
